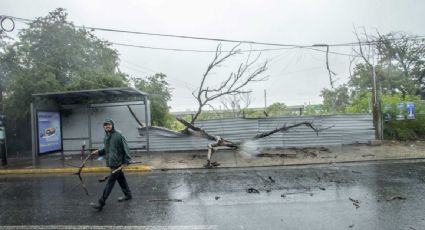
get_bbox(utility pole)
[264,89,267,110]
[371,65,382,140]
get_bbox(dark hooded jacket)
[98,119,131,168]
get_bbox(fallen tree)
[176,117,333,168]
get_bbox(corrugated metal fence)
[142,114,375,151]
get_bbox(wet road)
[1,160,425,230]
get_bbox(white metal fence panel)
[147,114,375,151]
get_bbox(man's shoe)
[90,201,104,210]
[117,196,132,202]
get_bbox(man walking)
[90,119,132,211]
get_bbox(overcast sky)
[2,0,425,111]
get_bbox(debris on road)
[330,179,345,184]
[319,187,326,191]
[191,154,205,160]
[351,170,362,174]
[349,197,361,209]
[170,185,182,190]
[297,148,318,158]
[314,172,321,182]
[257,153,296,158]
[319,147,331,152]
[386,196,406,201]
[204,161,220,168]
[281,190,314,197]
[321,155,337,159]
[215,196,220,200]
[349,198,360,203]
[247,188,260,194]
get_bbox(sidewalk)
[1,140,425,174]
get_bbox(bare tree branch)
[127,105,144,127]
[220,92,252,117]
[252,122,334,139]
[72,152,94,196]
[353,27,373,67]
[176,117,219,141]
[189,43,268,124]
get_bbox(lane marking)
[0,165,152,175]
[0,225,217,230]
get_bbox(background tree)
[376,32,425,98]
[320,84,350,113]
[319,30,425,140]
[0,8,128,120]
[0,8,129,154]
[346,93,425,140]
[265,102,291,116]
[220,92,252,118]
[348,32,425,99]
[0,23,14,113]
[134,73,173,128]
[349,63,412,97]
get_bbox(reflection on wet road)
[1,160,425,229]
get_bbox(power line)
[75,26,425,48]
[7,14,425,50]
[5,15,358,56]
[9,15,302,47]
[111,42,294,53]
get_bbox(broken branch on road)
[349,197,361,209]
[247,188,260,194]
[385,196,406,201]
[98,161,143,182]
[72,152,95,196]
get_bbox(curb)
[1,154,425,175]
[154,156,425,172]
[0,165,152,175]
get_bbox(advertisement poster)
[37,111,62,154]
[396,103,405,120]
[406,102,415,120]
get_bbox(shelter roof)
[33,87,147,105]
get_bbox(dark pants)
[99,167,132,204]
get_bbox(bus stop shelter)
[31,87,150,165]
